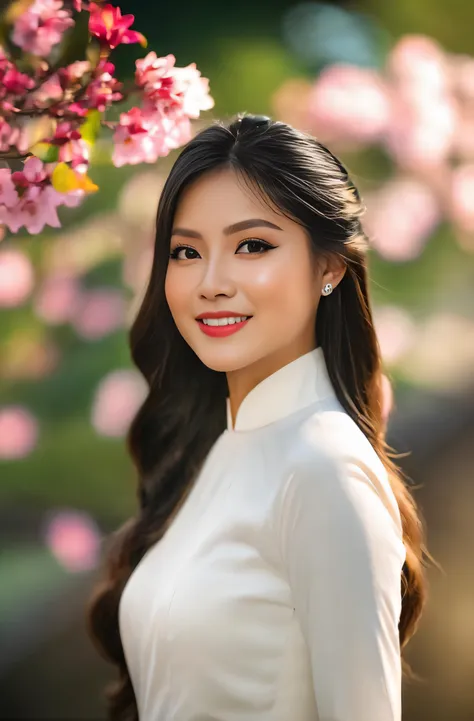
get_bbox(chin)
[192,344,258,374]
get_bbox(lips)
[196,315,252,338]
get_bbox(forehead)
[173,167,286,229]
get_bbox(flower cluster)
[275,34,474,260]
[0,0,213,234]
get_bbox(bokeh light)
[91,368,147,437]
[71,288,126,340]
[364,178,441,262]
[374,305,417,365]
[0,248,35,307]
[0,405,39,459]
[282,3,381,69]
[34,272,82,325]
[42,509,102,573]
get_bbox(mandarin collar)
[226,347,335,432]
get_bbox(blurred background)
[1,0,474,718]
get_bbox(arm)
[276,448,406,721]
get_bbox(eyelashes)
[169,238,276,260]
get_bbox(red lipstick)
[196,311,252,338]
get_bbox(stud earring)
[322,283,333,296]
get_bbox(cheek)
[248,251,318,320]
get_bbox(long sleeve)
[276,447,407,721]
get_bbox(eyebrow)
[171,218,283,239]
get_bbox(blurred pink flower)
[34,273,82,324]
[80,60,123,113]
[135,52,214,120]
[12,0,74,58]
[135,52,176,97]
[171,63,215,118]
[373,305,417,364]
[451,164,474,232]
[42,509,101,572]
[112,107,159,166]
[1,66,35,95]
[308,64,390,145]
[2,185,62,234]
[0,406,39,459]
[91,369,147,437]
[0,118,30,153]
[0,167,19,205]
[26,73,63,109]
[364,178,441,262]
[0,249,34,307]
[12,155,48,186]
[386,35,456,168]
[386,91,456,169]
[71,288,126,339]
[388,35,449,94]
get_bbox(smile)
[197,316,252,337]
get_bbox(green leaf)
[79,109,102,145]
[29,142,60,163]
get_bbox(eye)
[169,245,201,260]
[236,239,276,254]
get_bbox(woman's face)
[165,167,327,375]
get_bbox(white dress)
[119,347,407,721]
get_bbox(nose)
[198,257,236,300]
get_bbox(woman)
[88,114,429,721]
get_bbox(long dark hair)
[88,114,431,721]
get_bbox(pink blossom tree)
[0,0,214,234]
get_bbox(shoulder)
[275,407,404,540]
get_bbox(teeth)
[201,316,249,326]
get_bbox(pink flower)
[12,0,74,58]
[158,107,193,150]
[135,52,177,99]
[42,509,101,572]
[91,369,147,437]
[59,60,91,83]
[112,106,194,167]
[112,107,161,167]
[0,249,34,307]
[136,53,214,118]
[0,168,19,206]
[3,185,62,235]
[45,121,89,168]
[171,63,215,118]
[88,3,146,49]
[308,64,390,145]
[0,118,29,154]
[0,405,39,459]
[12,155,48,187]
[84,60,123,111]
[27,72,64,109]
[1,66,35,95]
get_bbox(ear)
[321,255,346,291]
